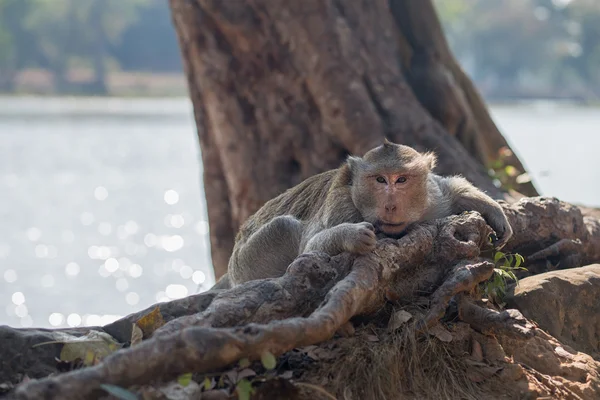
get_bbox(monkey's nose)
[385,204,397,213]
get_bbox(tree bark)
[169,0,536,280]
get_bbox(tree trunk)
[169,0,537,280]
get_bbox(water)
[490,103,600,207]
[0,96,213,329]
[0,97,599,329]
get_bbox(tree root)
[9,255,381,400]
[418,260,495,331]
[456,295,535,339]
[502,197,600,271]
[5,197,600,399]
[8,211,495,399]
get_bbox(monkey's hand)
[343,222,377,254]
[485,209,513,249]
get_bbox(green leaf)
[99,384,138,400]
[515,254,524,268]
[494,273,504,288]
[506,254,514,266]
[204,377,212,390]
[177,372,192,387]
[236,379,254,400]
[260,351,277,370]
[493,251,505,263]
[505,165,518,177]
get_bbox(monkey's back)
[235,169,339,242]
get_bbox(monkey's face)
[348,141,435,237]
[352,170,430,236]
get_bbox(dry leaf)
[306,348,320,360]
[388,310,413,330]
[366,334,380,342]
[224,370,238,384]
[280,371,294,379]
[471,340,484,362]
[135,306,165,337]
[237,369,256,380]
[131,323,143,346]
[429,324,452,343]
[299,345,319,360]
[158,380,202,400]
[55,331,122,365]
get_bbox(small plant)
[487,146,531,191]
[235,379,255,400]
[483,240,527,304]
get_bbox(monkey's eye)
[396,176,407,184]
[376,176,386,184]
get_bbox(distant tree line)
[435,0,600,101]
[0,0,181,94]
[0,0,599,99]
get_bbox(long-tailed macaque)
[213,140,512,289]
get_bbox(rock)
[505,264,600,357]
[498,331,600,400]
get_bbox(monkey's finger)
[359,222,375,232]
[361,230,376,239]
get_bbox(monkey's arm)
[438,176,513,248]
[303,222,376,256]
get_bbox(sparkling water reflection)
[0,96,214,328]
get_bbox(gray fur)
[220,142,512,289]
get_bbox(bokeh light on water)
[0,97,215,328]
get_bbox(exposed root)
[5,197,600,399]
[418,260,494,331]
[10,256,382,400]
[503,197,600,270]
[457,295,536,339]
[528,238,583,262]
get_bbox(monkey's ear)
[423,152,437,170]
[347,156,365,173]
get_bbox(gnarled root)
[457,295,535,339]
[10,255,382,400]
[7,197,600,399]
[418,260,495,331]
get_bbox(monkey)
[211,140,512,290]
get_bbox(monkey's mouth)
[375,221,407,236]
